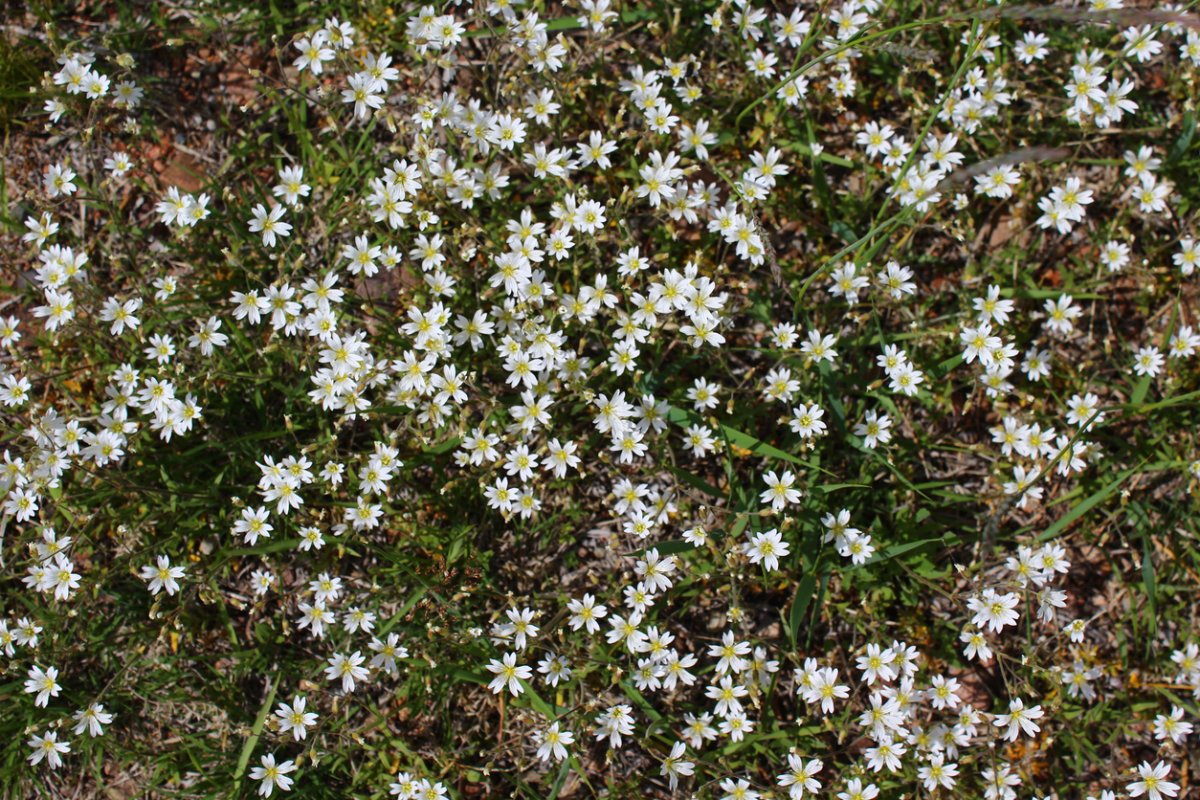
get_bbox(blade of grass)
[233,675,278,785]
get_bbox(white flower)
[760,470,801,510]
[917,754,959,792]
[719,777,761,800]
[274,696,318,741]
[294,32,335,74]
[856,644,897,685]
[104,151,133,176]
[744,529,790,571]
[1127,761,1180,800]
[24,664,62,707]
[486,652,531,696]
[790,403,827,438]
[342,71,385,119]
[44,163,77,198]
[968,588,1020,632]
[708,631,751,675]
[1133,346,1164,377]
[140,555,185,596]
[535,721,575,762]
[777,754,823,799]
[802,667,849,715]
[854,409,892,449]
[369,633,409,675]
[324,651,369,692]
[993,697,1044,740]
[248,203,292,248]
[1173,238,1198,276]
[829,263,870,304]
[27,731,70,769]
[72,703,114,737]
[273,165,311,206]
[656,742,695,791]
[249,753,297,796]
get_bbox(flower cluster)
[4,0,1199,797]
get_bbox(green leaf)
[1141,529,1157,630]
[222,539,302,558]
[854,535,957,569]
[435,665,488,686]
[233,676,278,783]
[1128,502,1158,638]
[788,573,817,644]
[1167,110,1196,166]
[521,682,557,718]
[545,760,572,800]
[932,354,963,379]
[1037,466,1141,542]
[666,464,723,497]
[618,680,663,723]
[812,482,870,493]
[782,139,855,168]
[830,221,858,244]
